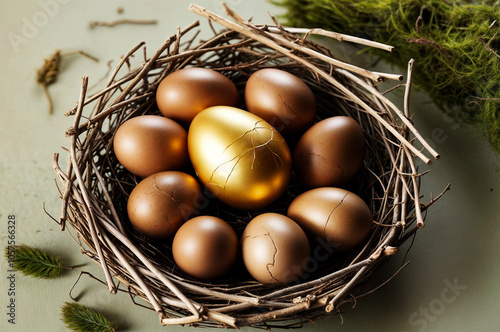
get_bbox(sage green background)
[1,0,499,331]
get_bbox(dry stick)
[266,26,395,52]
[136,266,261,306]
[95,215,201,319]
[223,5,400,82]
[335,68,440,161]
[236,297,330,327]
[404,59,415,118]
[65,182,165,316]
[99,222,165,316]
[69,21,200,135]
[189,4,433,165]
[158,296,238,328]
[91,162,125,235]
[88,18,158,29]
[326,226,399,311]
[93,41,147,118]
[400,58,425,228]
[403,145,425,228]
[68,77,117,294]
[53,153,71,231]
[261,27,401,82]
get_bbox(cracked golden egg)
[241,213,311,284]
[287,187,372,252]
[293,116,365,188]
[127,171,202,240]
[187,106,292,210]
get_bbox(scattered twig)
[88,18,157,29]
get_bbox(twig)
[407,37,452,59]
[36,50,98,114]
[88,18,157,29]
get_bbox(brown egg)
[172,216,238,280]
[241,213,311,284]
[293,116,365,188]
[287,187,372,252]
[188,106,292,210]
[127,171,202,240]
[245,68,316,136]
[113,115,188,178]
[156,67,239,126]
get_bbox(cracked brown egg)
[127,171,202,240]
[172,216,238,280]
[241,213,311,284]
[113,115,188,178]
[245,68,316,136]
[156,67,239,126]
[187,106,292,210]
[287,187,372,252]
[293,116,365,188]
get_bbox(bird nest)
[52,3,445,329]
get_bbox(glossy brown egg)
[287,187,372,252]
[293,116,365,188]
[113,115,188,178]
[172,216,238,280]
[245,68,316,136]
[188,106,292,210]
[156,67,239,126]
[127,171,202,240]
[241,213,311,284]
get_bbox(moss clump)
[273,0,500,154]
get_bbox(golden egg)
[187,106,292,210]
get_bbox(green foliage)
[273,0,500,154]
[4,244,64,279]
[61,302,116,332]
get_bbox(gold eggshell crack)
[188,106,292,210]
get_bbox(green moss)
[273,0,500,154]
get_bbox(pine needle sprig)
[61,302,116,332]
[4,244,69,279]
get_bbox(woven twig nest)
[52,4,445,329]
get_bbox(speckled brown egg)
[245,68,316,136]
[113,115,188,178]
[156,67,239,126]
[241,213,311,284]
[127,171,202,240]
[287,187,372,252]
[293,116,365,188]
[172,216,238,280]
